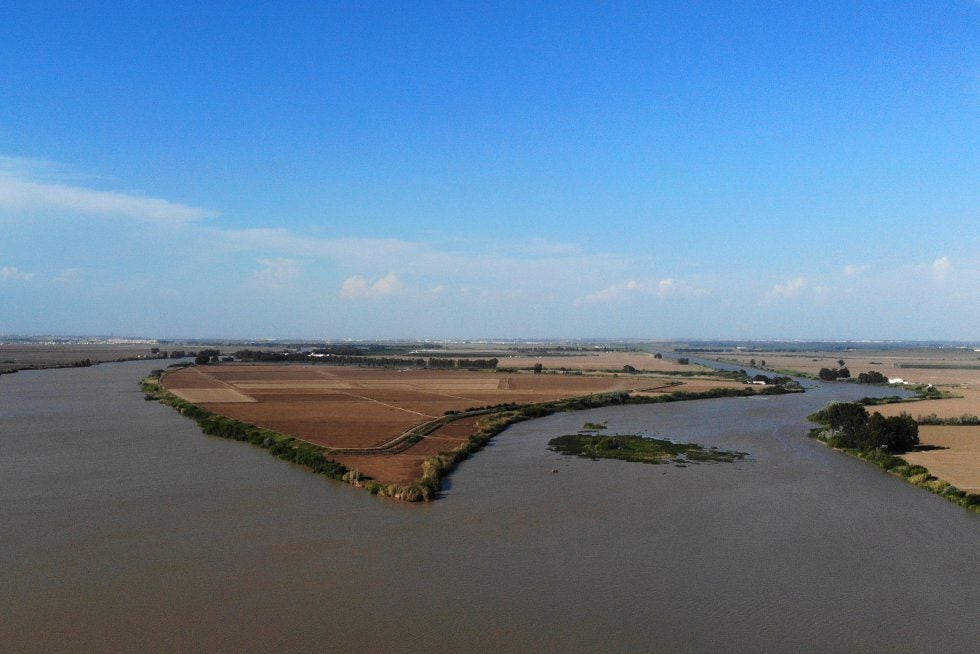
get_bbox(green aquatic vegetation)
[581,421,608,431]
[548,433,748,465]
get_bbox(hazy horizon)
[2,333,976,347]
[2,4,977,340]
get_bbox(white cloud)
[765,276,807,301]
[340,276,370,298]
[371,272,401,295]
[340,272,403,299]
[574,277,703,305]
[0,157,216,224]
[931,256,951,283]
[0,266,34,281]
[252,258,301,289]
[842,264,870,277]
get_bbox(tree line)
[232,349,498,369]
[810,402,919,453]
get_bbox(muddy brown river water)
[1,361,977,652]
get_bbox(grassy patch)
[581,421,607,431]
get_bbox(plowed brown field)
[902,426,980,493]
[162,363,745,485]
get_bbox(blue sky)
[1,2,977,340]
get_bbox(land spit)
[157,363,769,497]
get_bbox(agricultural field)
[162,363,747,485]
[901,425,980,493]
[712,347,979,419]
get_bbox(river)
[1,360,977,652]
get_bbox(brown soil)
[902,426,980,493]
[872,392,980,421]
[162,363,749,485]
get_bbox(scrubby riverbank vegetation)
[141,372,350,480]
[808,402,979,514]
[549,432,748,465]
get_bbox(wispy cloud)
[575,277,705,305]
[931,256,951,283]
[0,155,216,224]
[0,266,34,281]
[765,276,807,301]
[340,272,403,299]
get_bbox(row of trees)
[194,349,222,365]
[813,402,919,453]
[232,349,499,369]
[425,357,499,369]
[819,367,851,381]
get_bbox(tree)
[533,363,543,374]
[623,365,636,374]
[837,359,845,367]
[677,357,690,365]
[857,370,888,384]
[760,359,766,367]
[825,402,869,447]
[866,412,918,452]
[749,358,756,367]
[880,414,918,452]
[838,367,851,378]
[195,353,210,365]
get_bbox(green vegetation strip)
[917,413,979,426]
[549,432,748,465]
[141,374,350,481]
